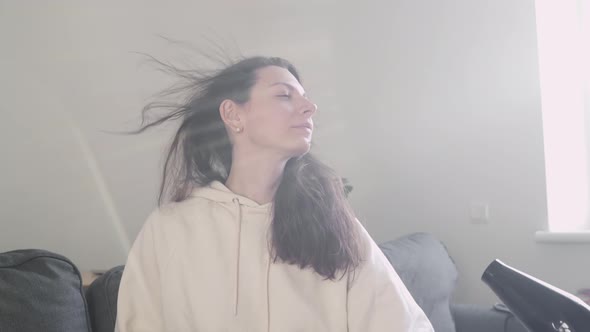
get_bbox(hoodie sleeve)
[115,210,169,332]
[347,220,434,332]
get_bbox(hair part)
[137,54,362,279]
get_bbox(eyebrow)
[269,82,307,97]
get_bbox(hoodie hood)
[190,181,273,211]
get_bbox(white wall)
[1,0,588,305]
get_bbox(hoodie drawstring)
[232,197,242,316]
[266,252,271,332]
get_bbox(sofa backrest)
[86,265,124,332]
[0,249,92,332]
[379,232,459,332]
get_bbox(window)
[535,0,590,238]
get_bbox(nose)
[302,99,318,117]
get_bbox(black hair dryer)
[482,259,590,332]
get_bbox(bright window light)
[535,0,590,231]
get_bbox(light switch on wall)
[470,202,490,224]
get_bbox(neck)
[225,148,288,205]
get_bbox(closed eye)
[277,94,291,99]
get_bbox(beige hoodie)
[115,181,434,332]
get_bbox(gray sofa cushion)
[0,249,92,332]
[379,232,458,332]
[86,265,125,332]
[86,265,124,332]
[452,304,528,332]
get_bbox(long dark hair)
[136,55,362,279]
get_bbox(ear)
[219,99,243,133]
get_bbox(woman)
[115,56,433,331]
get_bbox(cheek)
[249,107,291,136]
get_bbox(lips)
[292,123,313,130]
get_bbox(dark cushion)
[86,265,124,332]
[379,232,458,332]
[452,304,528,332]
[0,249,92,332]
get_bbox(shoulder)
[132,197,218,259]
[146,196,216,227]
[352,219,378,259]
[348,218,396,283]
[138,196,219,246]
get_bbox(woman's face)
[238,65,317,158]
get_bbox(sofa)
[0,233,527,332]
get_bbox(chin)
[285,141,312,158]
